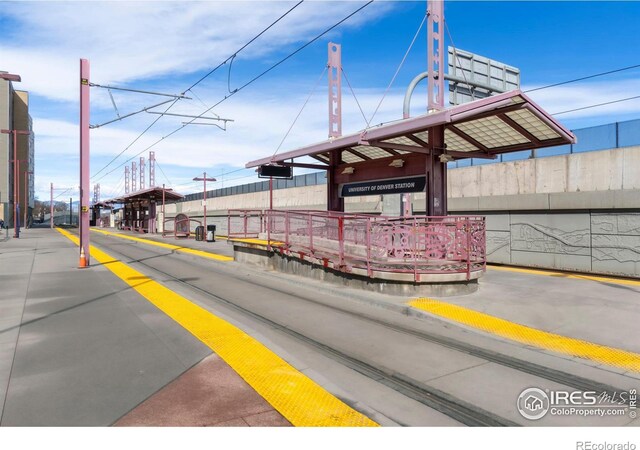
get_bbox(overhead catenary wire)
[366,12,426,128]
[552,94,640,116]
[91,97,181,180]
[92,1,374,184]
[90,1,305,181]
[444,20,471,97]
[272,66,327,160]
[341,67,368,126]
[155,161,173,186]
[525,63,640,93]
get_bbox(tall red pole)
[13,131,18,237]
[162,183,165,234]
[79,58,90,266]
[24,170,32,228]
[203,172,207,232]
[269,177,273,210]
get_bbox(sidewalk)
[0,227,288,426]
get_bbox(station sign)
[340,176,426,197]
[258,164,293,179]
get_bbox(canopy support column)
[327,150,344,212]
[427,125,447,216]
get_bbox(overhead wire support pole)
[91,1,373,185]
[427,0,445,112]
[79,58,90,267]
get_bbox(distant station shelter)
[110,186,183,234]
[247,90,575,216]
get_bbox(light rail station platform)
[1,226,639,426]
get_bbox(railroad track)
[91,234,628,426]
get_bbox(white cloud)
[524,78,640,120]
[1,1,391,102]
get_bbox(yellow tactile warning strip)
[488,264,640,287]
[91,228,233,262]
[56,228,377,427]
[408,298,640,373]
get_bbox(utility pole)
[69,197,73,225]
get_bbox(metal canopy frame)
[246,90,575,215]
[109,186,184,204]
[247,90,575,169]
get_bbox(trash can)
[206,224,216,242]
[195,225,205,241]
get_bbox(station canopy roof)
[246,90,576,168]
[106,186,184,204]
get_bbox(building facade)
[0,72,34,227]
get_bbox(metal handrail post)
[308,211,313,254]
[285,211,290,252]
[267,210,272,251]
[466,218,471,280]
[338,216,344,267]
[413,217,418,282]
[366,217,372,277]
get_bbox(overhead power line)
[92,1,374,184]
[525,63,640,93]
[553,94,640,116]
[90,1,305,181]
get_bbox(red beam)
[335,152,427,185]
[284,162,328,170]
[368,141,431,154]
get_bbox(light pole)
[50,183,54,228]
[193,172,216,234]
[24,170,33,228]
[1,129,30,238]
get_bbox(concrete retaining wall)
[162,146,640,277]
[484,212,640,277]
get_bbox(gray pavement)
[3,226,640,426]
[0,227,210,425]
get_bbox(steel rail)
[89,234,634,426]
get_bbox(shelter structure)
[247,90,576,215]
[109,186,183,233]
[238,2,577,290]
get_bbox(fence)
[229,209,486,281]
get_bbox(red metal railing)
[162,213,201,238]
[228,209,486,281]
[228,209,264,238]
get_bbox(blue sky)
[1,0,640,202]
